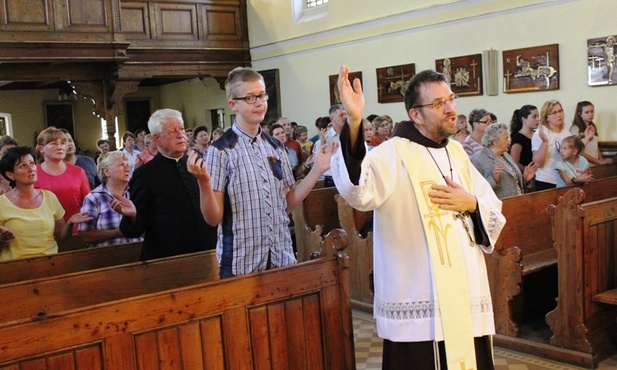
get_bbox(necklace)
[425,146,453,182]
[425,146,475,246]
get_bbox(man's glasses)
[413,94,457,110]
[233,93,269,104]
[478,119,491,125]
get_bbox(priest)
[331,66,506,370]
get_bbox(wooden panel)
[0,0,53,31]
[267,302,289,369]
[65,0,108,27]
[223,306,252,370]
[20,359,47,370]
[158,327,182,370]
[178,323,204,370]
[154,3,197,40]
[200,317,225,368]
[248,307,271,370]
[303,294,325,369]
[285,298,308,369]
[74,347,103,370]
[120,2,150,37]
[203,4,240,41]
[135,333,159,370]
[0,345,104,370]
[48,352,75,370]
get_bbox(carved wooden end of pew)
[485,246,523,337]
[546,187,617,365]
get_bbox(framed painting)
[44,102,75,136]
[435,54,483,96]
[503,44,559,93]
[587,35,617,86]
[259,69,281,122]
[124,99,151,134]
[0,113,12,136]
[376,64,415,103]
[329,71,362,106]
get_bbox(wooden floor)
[352,310,617,370]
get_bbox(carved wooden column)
[73,80,139,150]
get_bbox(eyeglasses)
[233,93,269,104]
[548,109,564,115]
[478,119,491,125]
[412,94,457,110]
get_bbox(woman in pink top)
[34,127,90,224]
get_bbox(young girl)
[570,101,612,166]
[555,135,593,187]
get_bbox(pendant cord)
[426,146,453,183]
[425,146,475,246]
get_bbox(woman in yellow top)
[0,146,92,260]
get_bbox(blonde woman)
[531,100,571,190]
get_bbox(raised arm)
[337,65,365,150]
[186,150,224,227]
[285,141,339,213]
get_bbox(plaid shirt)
[79,183,143,247]
[205,124,296,276]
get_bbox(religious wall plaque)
[587,35,617,86]
[435,54,483,96]
[503,44,559,93]
[375,64,416,103]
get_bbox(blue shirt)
[205,124,296,276]
[555,156,589,187]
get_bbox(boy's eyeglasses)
[233,94,269,104]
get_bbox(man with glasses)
[186,67,338,278]
[463,108,494,157]
[312,103,347,186]
[331,66,505,369]
[116,109,217,260]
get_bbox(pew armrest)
[593,289,617,305]
[521,248,557,276]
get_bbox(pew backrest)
[0,250,218,325]
[0,242,143,285]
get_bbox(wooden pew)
[0,242,142,285]
[0,250,219,325]
[544,188,617,367]
[0,230,355,370]
[292,186,340,262]
[488,176,617,339]
[590,163,617,180]
[336,194,373,312]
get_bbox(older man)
[116,109,217,260]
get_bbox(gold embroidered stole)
[393,138,477,370]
